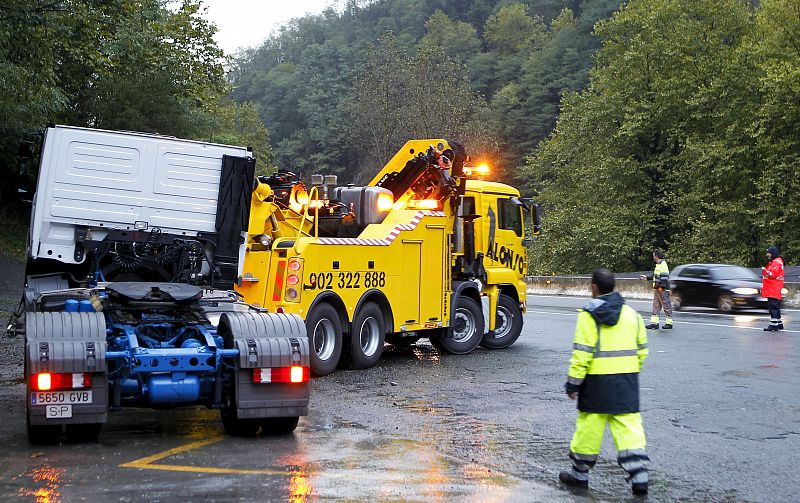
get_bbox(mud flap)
[220,312,310,419]
[25,312,108,426]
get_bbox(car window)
[680,266,702,278]
[712,266,759,281]
[497,198,522,237]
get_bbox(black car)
[669,264,771,312]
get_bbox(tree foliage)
[526,0,800,273]
[231,1,616,182]
[0,0,273,203]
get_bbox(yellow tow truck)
[236,140,539,376]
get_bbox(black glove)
[564,381,581,394]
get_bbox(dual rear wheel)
[307,301,385,376]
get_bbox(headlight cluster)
[731,287,759,296]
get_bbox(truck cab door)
[482,196,527,276]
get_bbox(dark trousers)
[768,298,782,326]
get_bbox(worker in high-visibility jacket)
[560,268,650,496]
[762,246,785,332]
[640,248,672,329]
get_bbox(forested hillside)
[525,0,800,273]
[230,0,619,182]
[2,0,797,273]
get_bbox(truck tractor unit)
[11,125,310,444]
[236,140,539,376]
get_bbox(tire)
[260,416,300,435]
[671,291,683,310]
[221,407,261,437]
[717,294,735,312]
[306,303,343,376]
[27,417,61,445]
[480,294,523,349]
[433,296,484,355]
[345,303,385,369]
[66,423,102,443]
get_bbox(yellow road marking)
[120,436,295,475]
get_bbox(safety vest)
[762,257,785,299]
[652,260,669,290]
[567,304,648,414]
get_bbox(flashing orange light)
[37,373,52,391]
[409,199,439,210]
[463,163,491,177]
[376,193,394,211]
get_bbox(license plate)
[45,404,72,419]
[31,390,93,406]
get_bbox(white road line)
[527,294,800,314]
[527,310,800,333]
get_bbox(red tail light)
[252,366,309,384]
[32,372,91,391]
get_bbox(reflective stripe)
[567,376,584,386]
[573,343,595,353]
[637,343,648,349]
[569,452,599,462]
[569,467,589,481]
[618,448,649,459]
[594,349,638,358]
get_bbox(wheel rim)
[313,318,336,360]
[719,296,734,312]
[672,294,681,308]
[359,316,381,357]
[489,306,511,339]
[452,307,476,343]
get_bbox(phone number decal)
[308,271,386,290]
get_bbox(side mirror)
[530,203,541,235]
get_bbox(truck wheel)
[434,296,484,355]
[260,416,300,435]
[480,294,522,349]
[221,407,261,437]
[345,303,385,369]
[27,416,61,445]
[306,303,343,376]
[66,423,103,443]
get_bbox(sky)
[201,0,339,55]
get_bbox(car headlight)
[782,288,789,295]
[731,287,759,295]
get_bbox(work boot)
[778,323,784,330]
[645,323,659,330]
[558,470,588,489]
[632,482,648,495]
[661,324,673,329]
[764,325,778,332]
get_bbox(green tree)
[419,10,483,62]
[340,34,499,180]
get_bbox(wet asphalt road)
[1,293,798,502]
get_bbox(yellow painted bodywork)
[236,140,528,334]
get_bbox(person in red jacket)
[762,246,785,332]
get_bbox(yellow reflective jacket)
[567,292,648,413]
[648,260,669,290]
